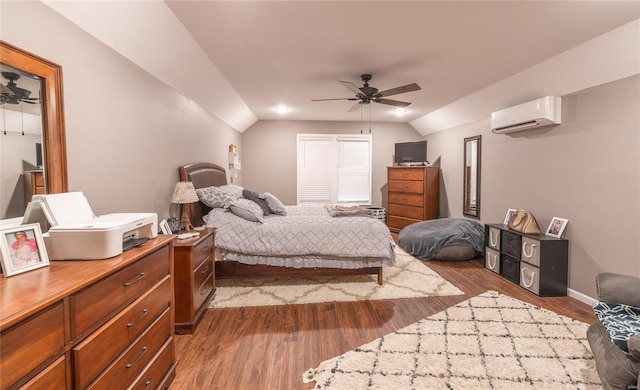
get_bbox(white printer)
[30,192,158,260]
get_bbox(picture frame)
[0,224,50,277]
[546,217,569,238]
[159,219,172,235]
[503,208,517,225]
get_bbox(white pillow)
[196,185,243,208]
[260,192,286,215]
[228,198,264,223]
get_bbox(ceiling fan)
[1,72,40,105]
[312,74,420,112]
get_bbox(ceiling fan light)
[393,108,408,116]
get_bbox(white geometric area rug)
[303,290,601,390]
[209,247,463,308]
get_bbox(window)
[297,134,372,205]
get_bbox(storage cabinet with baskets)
[484,223,568,296]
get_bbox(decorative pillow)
[593,301,640,353]
[243,189,270,216]
[228,198,264,223]
[260,192,286,215]
[196,185,243,208]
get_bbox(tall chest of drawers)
[484,223,568,296]
[386,166,440,233]
[0,235,177,390]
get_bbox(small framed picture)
[503,209,517,225]
[0,224,50,277]
[546,217,569,238]
[159,219,172,235]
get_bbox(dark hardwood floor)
[171,256,596,390]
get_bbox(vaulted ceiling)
[43,1,640,134]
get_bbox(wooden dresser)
[386,166,440,233]
[23,169,44,204]
[173,228,216,334]
[0,235,176,390]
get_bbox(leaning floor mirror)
[463,135,481,218]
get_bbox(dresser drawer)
[20,356,66,390]
[193,260,215,312]
[0,302,64,389]
[387,204,424,219]
[485,247,500,274]
[520,237,540,266]
[194,257,214,295]
[87,308,172,390]
[387,215,419,231]
[129,338,176,390]
[192,234,214,270]
[388,168,424,181]
[388,192,424,207]
[70,245,170,338]
[73,276,172,389]
[388,180,424,194]
[520,264,540,295]
[33,173,44,187]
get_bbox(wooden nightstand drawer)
[194,257,214,295]
[70,245,170,338]
[192,233,215,270]
[73,276,171,389]
[0,302,64,389]
[129,338,176,390]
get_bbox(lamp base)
[179,205,194,232]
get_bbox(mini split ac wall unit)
[490,96,561,134]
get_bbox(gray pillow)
[196,184,243,208]
[243,189,270,216]
[260,192,286,215]
[228,198,264,223]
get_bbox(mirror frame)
[1,40,68,195]
[463,135,481,218]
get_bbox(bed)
[178,162,395,284]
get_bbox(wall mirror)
[463,135,481,218]
[1,41,67,219]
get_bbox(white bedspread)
[204,205,395,267]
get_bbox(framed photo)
[0,224,50,277]
[546,217,569,238]
[503,209,517,225]
[159,219,172,235]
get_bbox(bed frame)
[178,162,383,284]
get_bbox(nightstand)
[173,228,216,334]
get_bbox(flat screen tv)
[394,141,428,165]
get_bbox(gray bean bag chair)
[398,218,484,261]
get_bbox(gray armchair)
[586,273,640,390]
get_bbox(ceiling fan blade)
[311,97,357,102]
[348,102,362,112]
[375,98,411,107]
[376,83,421,98]
[339,81,363,95]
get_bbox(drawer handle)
[522,242,537,258]
[521,269,536,288]
[487,253,497,269]
[144,380,151,390]
[124,272,145,287]
[489,231,499,247]
[127,309,149,327]
[200,245,212,253]
[201,265,209,274]
[126,346,148,368]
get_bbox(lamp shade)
[171,181,199,204]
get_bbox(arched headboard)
[178,162,227,227]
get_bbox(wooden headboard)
[178,162,227,227]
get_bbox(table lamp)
[171,181,199,232]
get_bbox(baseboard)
[568,287,597,306]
